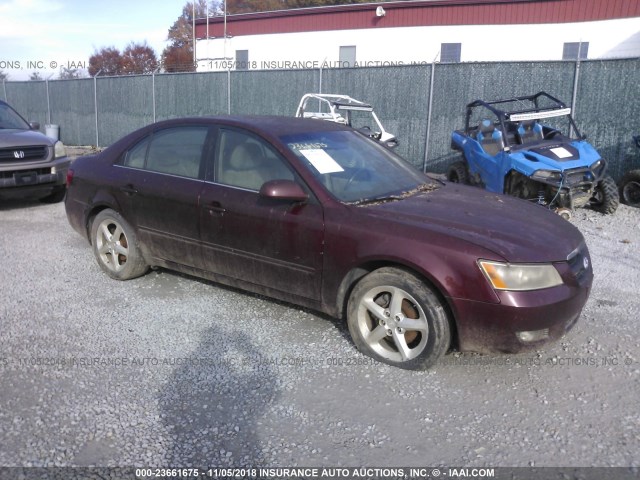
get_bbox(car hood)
[0,129,53,148]
[512,140,600,170]
[356,184,584,263]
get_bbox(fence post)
[152,72,156,123]
[227,68,231,114]
[569,41,583,138]
[94,70,102,147]
[45,78,51,125]
[423,61,436,172]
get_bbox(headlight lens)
[478,260,563,291]
[54,141,66,159]
[531,169,562,183]
[590,159,604,177]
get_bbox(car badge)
[13,151,25,159]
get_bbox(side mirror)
[29,122,40,130]
[259,179,308,203]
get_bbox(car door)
[117,125,212,268]
[199,127,325,301]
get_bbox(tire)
[39,186,66,204]
[447,161,469,184]
[590,175,619,214]
[619,170,640,207]
[346,267,451,370]
[90,209,149,280]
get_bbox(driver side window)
[216,129,294,191]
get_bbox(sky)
[0,0,185,80]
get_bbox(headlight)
[54,141,66,159]
[590,159,604,177]
[478,260,563,291]
[531,169,562,184]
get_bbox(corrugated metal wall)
[155,71,228,120]
[96,75,154,146]
[4,81,48,132]
[49,78,96,146]
[320,65,430,164]
[231,69,318,115]
[3,58,639,179]
[574,59,640,180]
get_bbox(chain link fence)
[1,58,638,179]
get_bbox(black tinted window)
[124,137,149,169]
[0,104,30,130]
[139,127,209,179]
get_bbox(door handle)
[207,202,226,216]
[120,184,138,196]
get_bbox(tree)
[121,42,159,74]
[29,71,42,81]
[0,70,7,81]
[59,66,83,79]
[162,0,214,73]
[88,47,123,77]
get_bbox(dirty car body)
[65,116,592,369]
[0,100,69,201]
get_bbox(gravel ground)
[0,185,639,470]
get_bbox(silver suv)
[0,100,69,202]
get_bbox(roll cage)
[464,92,584,150]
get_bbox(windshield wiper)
[349,182,440,206]
[349,194,403,206]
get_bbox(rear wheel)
[590,175,619,214]
[447,161,469,184]
[619,170,640,207]
[346,267,451,370]
[90,209,148,280]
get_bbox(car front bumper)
[450,261,593,354]
[0,156,70,198]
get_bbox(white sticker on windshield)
[550,147,572,159]
[299,149,344,174]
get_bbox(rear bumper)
[450,264,592,354]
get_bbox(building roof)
[195,0,640,38]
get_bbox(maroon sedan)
[65,116,592,369]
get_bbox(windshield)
[0,103,30,130]
[281,130,431,202]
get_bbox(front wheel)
[346,267,451,370]
[590,175,619,214]
[619,170,640,207]
[90,209,149,280]
[447,161,469,184]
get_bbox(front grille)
[0,146,49,163]
[564,168,593,187]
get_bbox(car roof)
[152,115,351,136]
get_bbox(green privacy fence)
[2,57,639,179]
